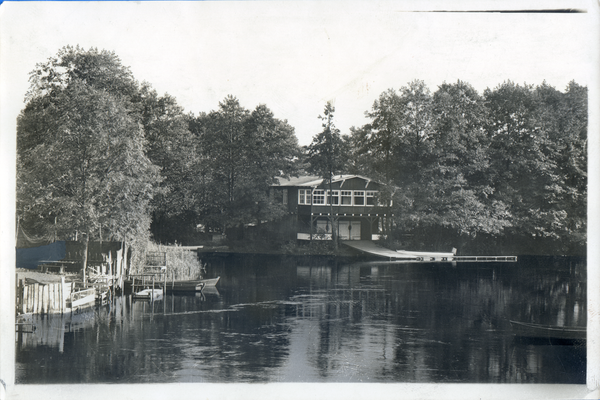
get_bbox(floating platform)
[342,241,517,262]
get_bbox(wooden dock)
[15,277,102,314]
[342,241,517,262]
[16,277,72,314]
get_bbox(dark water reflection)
[16,255,586,383]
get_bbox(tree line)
[16,47,586,256]
[346,80,586,255]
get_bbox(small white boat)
[395,248,457,261]
[69,288,97,308]
[133,288,163,300]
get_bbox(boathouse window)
[313,189,325,204]
[298,189,311,205]
[283,189,288,205]
[328,190,339,205]
[341,191,352,205]
[354,191,365,205]
[366,191,376,206]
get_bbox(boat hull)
[133,288,163,300]
[166,276,220,293]
[509,320,586,341]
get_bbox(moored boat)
[199,276,220,287]
[133,288,163,300]
[509,320,586,341]
[166,276,220,293]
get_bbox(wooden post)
[52,283,57,313]
[40,284,44,314]
[31,283,35,314]
[16,279,21,313]
[27,284,33,313]
[32,283,39,314]
[42,284,48,314]
[16,279,22,314]
[53,283,58,312]
[45,284,50,314]
[48,284,53,313]
[82,235,89,286]
[151,275,155,304]
[60,277,65,313]
[22,283,28,314]
[36,284,41,313]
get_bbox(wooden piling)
[60,282,64,312]
[48,284,54,313]
[22,284,28,314]
[40,284,45,314]
[54,283,58,312]
[42,284,49,314]
[26,284,32,313]
[32,283,39,314]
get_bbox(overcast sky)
[0,1,595,146]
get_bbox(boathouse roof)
[274,174,379,187]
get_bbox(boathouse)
[271,175,393,241]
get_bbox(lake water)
[15,254,586,384]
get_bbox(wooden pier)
[16,277,72,314]
[342,241,517,262]
[15,277,102,314]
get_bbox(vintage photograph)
[1,1,596,398]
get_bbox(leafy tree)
[350,79,586,254]
[17,46,161,279]
[192,96,300,235]
[25,45,139,108]
[426,81,511,241]
[557,81,587,251]
[305,102,347,248]
[138,85,201,243]
[483,81,572,252]
[526,81,587,252]
[351,89,402,182]
[243,104,301,225]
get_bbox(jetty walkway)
[342,241,517,262]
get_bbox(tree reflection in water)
[16,255,586,384]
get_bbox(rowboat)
[166,276,220,293]
[133,288,163,300]
[199,276,220,287]
[509,320,586,341]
